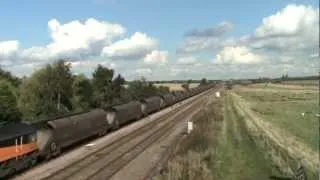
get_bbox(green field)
[234,86,319,151]
[213,93,273,180]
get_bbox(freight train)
[0,84,214,178]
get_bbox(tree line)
[0,60,171,124]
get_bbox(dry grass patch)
[154,83,200,91]
[154,83,185,91]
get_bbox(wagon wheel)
[45,152,52,161]
[46,141,60,160]
[0,161,12,178]
[52,142,61,156]
[113,120,120,130]
[29,153,37,166]
[99,129,107,136]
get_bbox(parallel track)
[43,89,212,180]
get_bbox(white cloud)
[243,4,318,54]
[135,68,152,74]
[255,4,317,37]
[214,46,264,64]
[20,47,49,60]
[178,4,318,70]
[177,56,197,65]
[0,41,20,66]
[0,41,19,57]
[309,53,319,59]
[144,50,168,64]
[48,18,125,53]
[169,67,191,76]
[22,18,126,60]
[5,62,44,77]
[63,57,118,77]
[68,60,101,68]
[132,68,153,79]
[101,32,158,59]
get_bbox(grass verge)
[155,94,222,180]
[155,92,276,180]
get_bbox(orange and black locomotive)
[0,123,38,178]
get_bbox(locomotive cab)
[0,123,38,178]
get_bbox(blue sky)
[0,0,318,80]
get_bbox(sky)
[0,0,318,80]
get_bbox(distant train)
[0,84,214,178]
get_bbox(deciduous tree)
[92,65,114,108]
[18,60,74,121]
[0,79,21,124]
[72,74,93,111]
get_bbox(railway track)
[41,89,213,180]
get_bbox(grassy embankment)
[232,84,319,179]
[234,86,319,151]
[156,92,275,180]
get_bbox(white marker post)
[215,91,220,98]
[187,120,193,134]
